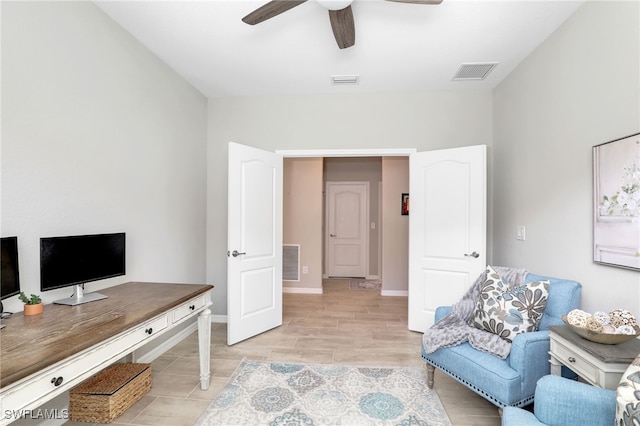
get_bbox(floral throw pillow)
[471,265,550,343]
[617,355,640,425]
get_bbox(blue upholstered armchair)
[421,273,581,408]
[501,375,616,426]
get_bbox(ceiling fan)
[242,0,443,49]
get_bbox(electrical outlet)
[302,266,309,274]
[516,225,526,241]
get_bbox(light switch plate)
[516,225,526,241]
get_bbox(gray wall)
[283,158,324,291]
[1,1,208,313]
[381,156,410,294]
[493,1,640,313]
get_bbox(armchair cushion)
[502,375,616,426]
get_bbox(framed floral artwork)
[593,132,640,270]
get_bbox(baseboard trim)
[211,314,227,323]
[283,287,323,294]
[381,290,408,297]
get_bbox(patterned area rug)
[349,279,382,291]
[195,359,452,426]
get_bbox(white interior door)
[227,142,283,345]
[326,181,369,278]
[408,145,486,332]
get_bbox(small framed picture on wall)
[401,193,409,215]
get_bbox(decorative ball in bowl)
[562,315,640,345]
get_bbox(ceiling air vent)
[331,75,359,85]
[452,63,498,81]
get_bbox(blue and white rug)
[195,359,452,425]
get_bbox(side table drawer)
[551,339,598,383]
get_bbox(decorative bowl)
[562,316,640,345]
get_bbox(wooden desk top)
[0,282,213,388]
[549,325,640,363]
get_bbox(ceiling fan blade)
[328,6,355,49]
[242,0,308,25]
[385,0,443,4]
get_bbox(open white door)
[408,145,486,332]
[227,142,283,345]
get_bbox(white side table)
[549,325,640,390]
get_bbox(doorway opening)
[279,148,414,296]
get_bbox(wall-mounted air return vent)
[283,244,300,282]
[452,63,498,81]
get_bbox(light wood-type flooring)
[63,279,502,426]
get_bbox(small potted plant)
[19,292,43,316]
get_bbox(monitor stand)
[53,284,108,306]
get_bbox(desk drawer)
[1,315,168,418]
[173,295,206,323]
[551,339,598,383]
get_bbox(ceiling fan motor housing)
[316,0,354,11]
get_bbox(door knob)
[231,250,246,257]
[329,234,337,238]
[464,251,480,258]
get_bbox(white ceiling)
[94,0,584,98]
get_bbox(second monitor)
[40,232,126,305]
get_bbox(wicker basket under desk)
[69,363,151,423]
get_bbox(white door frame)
[277,149,417,158]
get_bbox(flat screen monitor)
[1,236,21,300]
[40,232,125,305]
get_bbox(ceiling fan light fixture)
[452,62,498,81]
[331,75,359,85]
[317,0,353,11]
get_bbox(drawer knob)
[568,356,576,363]
[189,305,195,310]
[145,328,153,335]
[51,376,64,386]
